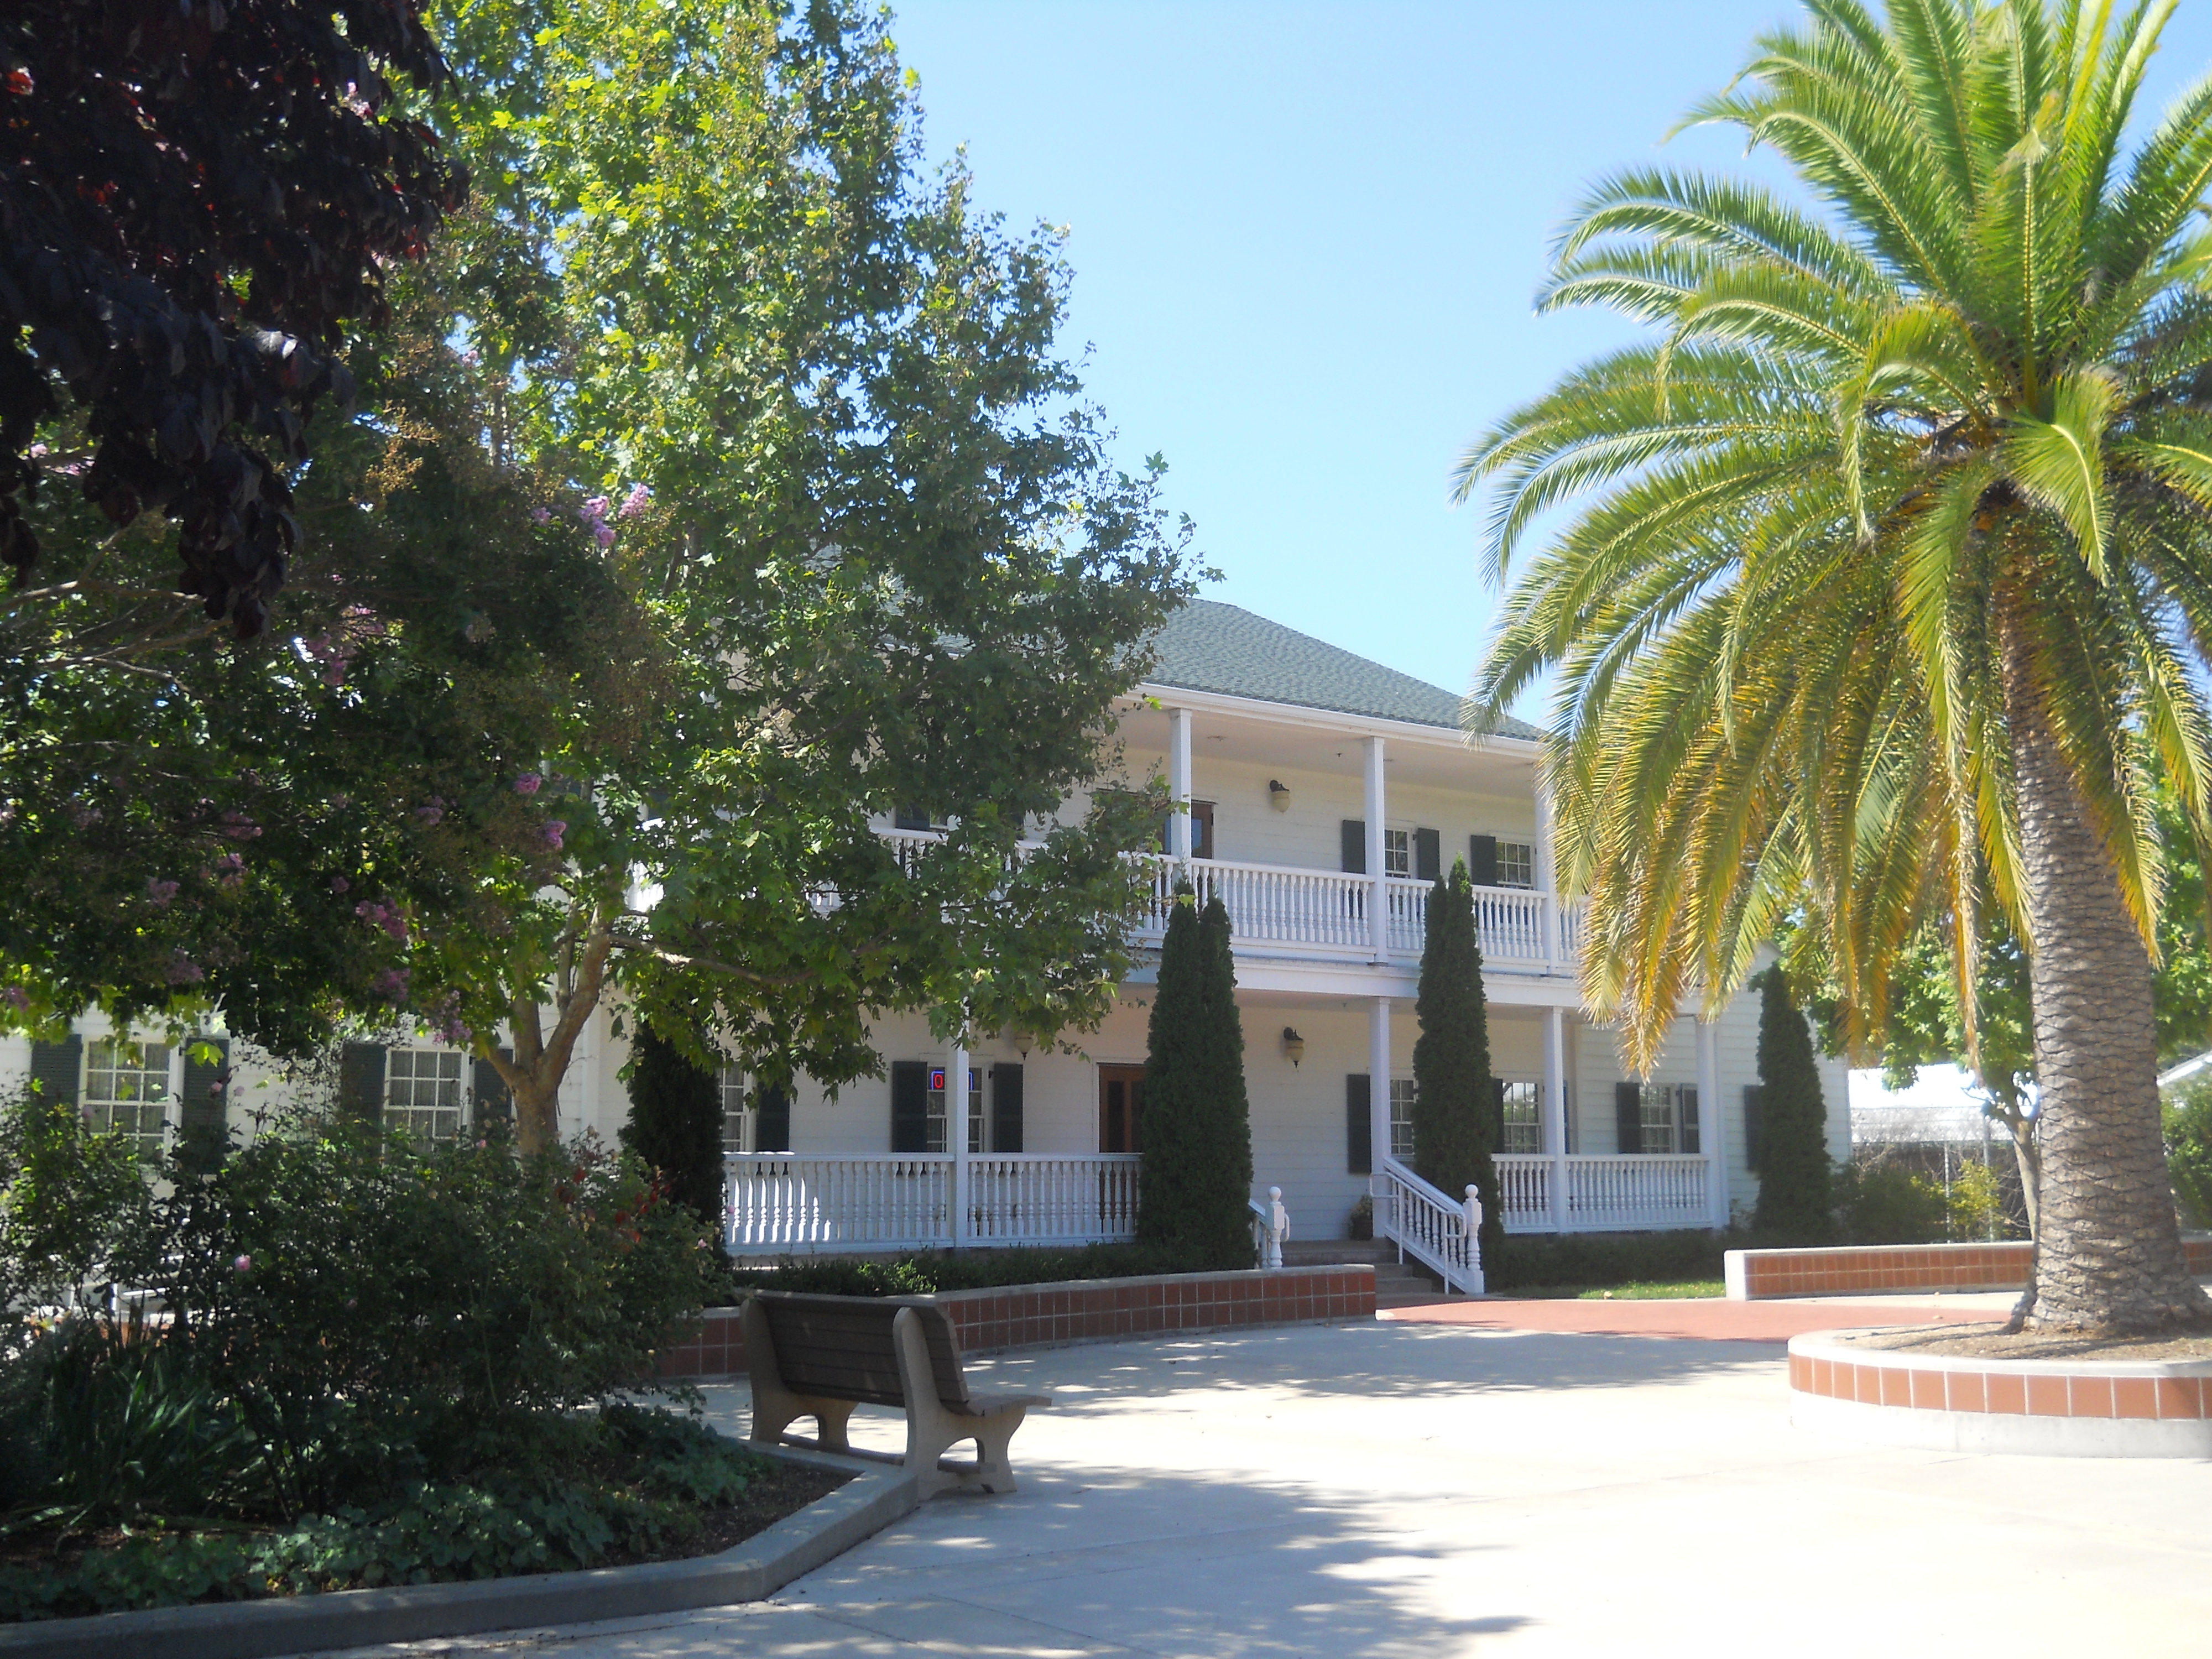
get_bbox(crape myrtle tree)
[374,0,1197,1147]
[1750,966,1832,1238]
[1412,859,1502,1265]
[0,248,656,1059]
[2,0,467,650]
[1458,0,2212,1334]
[1138,893,1255,1267]
[618,1021,726,1242]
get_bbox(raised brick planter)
[1788,1331,2212,1457]
[656,1264,1376,1381]
[1726,1239,2212,1300]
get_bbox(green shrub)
[619,1022,727,1239]
[1413,862,1501,1264]
[2164,1078,2212,1229]
[1751,966,1833,1238]
[726,1241,1207,1300]
[1489,1230,1734,1292]
[1137,893,1256,1268]
[1835,1161,1948,1244]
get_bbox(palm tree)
[1457,0,2212,1333]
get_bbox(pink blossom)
[461,347,481,367]
[514,773,542,796]
[217,852,243,870]
[374,967,411,1000]
[165,951,205,985]
[530,507,552,525]
[543,820,567,851]
[220,810,261,841]
[147,878,180,907]
[234,1254,252,1272]
[617,482,653,520]
[331,875,350,893]
[592,523,615,549]
[1,987,28,1013]
[580,496,611,524]
[416,804,444,826]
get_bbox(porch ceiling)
[1113,696,1536,794]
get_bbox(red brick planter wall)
[1728,1239,2212,1300]
[655,1264,1376,1381]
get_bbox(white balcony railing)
[723,1152,1141,1254]
[1493,1154,1711,1233]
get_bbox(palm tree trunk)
[2002,612,2209,1333]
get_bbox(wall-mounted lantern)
[1281,1026,1305,1067]
[1268,779,1291,813]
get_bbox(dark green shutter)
[1341,820,1366,874]
[992,1063,1024,1154]
[890,1061,927,1154]
[1469,834,1499,887]
[1346,1073,1372,1174]
[755,1083,791,1152]
[473,1048,514,1126]
[1415,828,1442,883]
[1491,1076,1507,1150]
[339,1041,387,1122]
[1615,1081,1643,1155]
[176,1037,230,1172]
[1679,1084,1700,1155]
[29,1036,82,1108]
[1743,1084,1765,1171]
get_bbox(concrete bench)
[739,1290,1051,1499]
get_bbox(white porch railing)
[1493,1154,1712,1233]
[722,1152,1141,1254]
[1370,1156,1484,1295]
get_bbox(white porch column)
[1545,1004,1569,1232]
[1364,735,1387,958]
[1369,995,1393,1172]
[1697,1015,1728,1229]
[1533,770,1557,967]
[951,1036,971,1245]
[1167,706,1193,864]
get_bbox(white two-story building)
[4,601,1848,1275]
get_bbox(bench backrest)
[749,1290,971,1411]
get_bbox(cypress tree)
[1751,965,1833,1238]
[1412,859,1503,1265]
[1138,891,1256,1267]
[620,1021,727,1245]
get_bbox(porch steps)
[1280,1238,1459,1309]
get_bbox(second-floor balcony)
[1131,852,1583,973]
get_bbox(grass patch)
[1500,1279,1726,1301]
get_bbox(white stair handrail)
[1370,1156,1485,1296]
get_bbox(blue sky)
[887,1,2212,714]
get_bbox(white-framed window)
[1500,1081,1542,1154]
[1640,1083,1677,1155]
[718,1065,750,1152]
[385,1048,465,1143]
[1495,841,1536,889]
[1384,829,1412,878]
[1389,1076,1417,1161]
[84,1038,171,1159]
[924,1067,950,1154]
[966,1067,986,1154]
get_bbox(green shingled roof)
[1144,599,1542,740]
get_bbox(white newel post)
[1533,771,1557,966]
[1168,706,1193,865]
[951,1038,971,1244]
[1364,735,1387,959]
[1545,1004,1568,1232]
[1369,995,1392,1178]
[1697,1016,1728,1229]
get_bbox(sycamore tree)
[393,0,1195,1147]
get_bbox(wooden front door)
[1098,1065,1145,1154]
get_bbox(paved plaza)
[312,1310,2212,1658]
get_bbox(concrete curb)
[0,1443,918,1659]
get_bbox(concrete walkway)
[311,1312,2212,1658]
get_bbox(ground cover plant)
[0,1089,812,1621]
[724,1242,1213,1301]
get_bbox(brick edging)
[1788,1331,2212,1424]
[656,1264,1377,1380]
[1726,1239,2212,1300]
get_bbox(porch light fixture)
[1268,779,1291,812]
[1281,1026,1305,1067]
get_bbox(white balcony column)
[1697,1015,1728,1229]
[1533,769,1558,966]
[1369,995,1393,1171]
[1167,706,1194,864]
[1545,1004,1569,1232]
[951,1036,971,1243]
[1364,735,1387,958]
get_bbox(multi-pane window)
[1389,1077,1417,1161]
[718,1065,750,1153]
[1639,1084,1677,1155]
[84,1039,170,1159]
[1384,829,1412,877]
[1500,1080,1543,1154]
[385,1048,465,1143]
[1495,841,1536,889]
[966,1068,987,1154]
[924,1067,950,1154]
